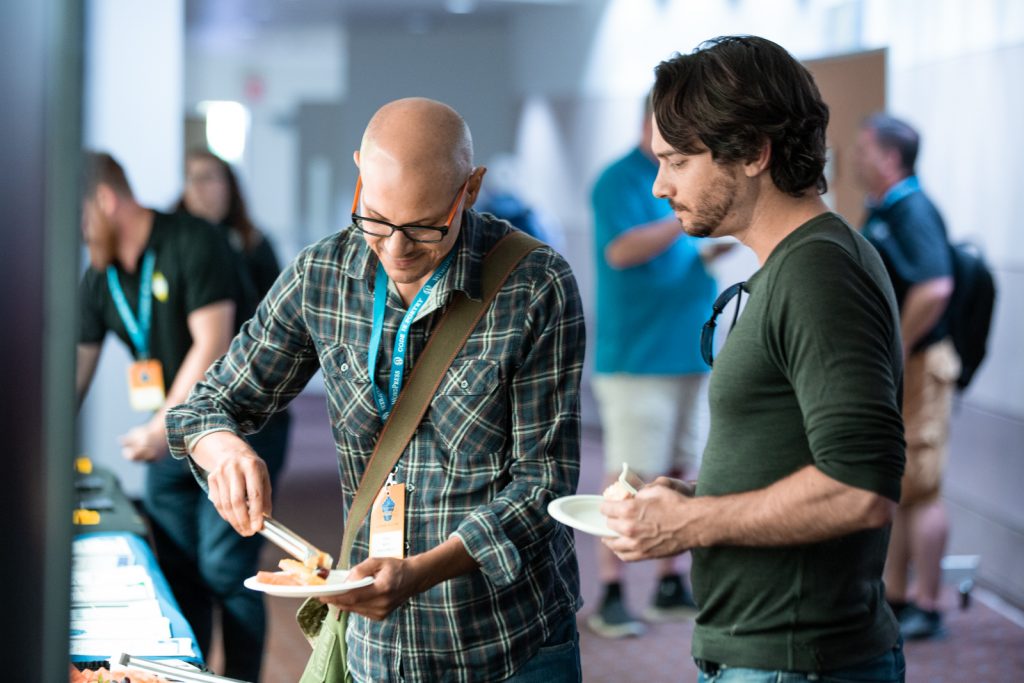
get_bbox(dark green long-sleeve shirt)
[692,212,905,671]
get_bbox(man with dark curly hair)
[602,36,907,682]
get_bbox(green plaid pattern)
[167,212,584,682]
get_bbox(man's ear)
[743,139,771,178]
[353,149,360,169]
[462,166,488,210]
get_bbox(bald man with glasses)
[166,98,585,682]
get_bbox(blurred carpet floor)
[202,393,1024,682]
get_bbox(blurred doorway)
[805,48,887,224]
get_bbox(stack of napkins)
[70,537,195,659]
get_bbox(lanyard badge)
[369,471,406,558]
[107,250,165,411]
[367,250,455,422]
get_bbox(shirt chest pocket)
[431,359,507,455]
[319,343,381,438]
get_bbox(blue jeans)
[697,638,905,683]
[502,618,582,682]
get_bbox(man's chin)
[382,264,426,283]
[683,223,714,239]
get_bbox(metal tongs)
[258,514,334,578]
[116,652,250,682]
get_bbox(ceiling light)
[446,0,478,14]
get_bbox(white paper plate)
[243,569,374,598]
[548,495,619,538]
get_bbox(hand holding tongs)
[259,514,334,578]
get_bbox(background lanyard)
[106,249,156,358]
[368,251,455,422]
[877,175,920,210]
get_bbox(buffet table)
[71,460,204,669]
[71,531,203,665]
[73,462,147,537]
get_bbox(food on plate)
[70,663,168,682]
[603,463,645,500]
[602,480,635,501]
[256,558,329,586]
[305,550,333,572]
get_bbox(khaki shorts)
[592,373,709,479]
[900,339,960,507]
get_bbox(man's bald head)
[359,97,474,194]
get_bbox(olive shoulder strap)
[338,229,543,569]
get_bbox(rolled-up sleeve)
[768,241,905,502]
[166,247,320,460]
[451,252,586,586]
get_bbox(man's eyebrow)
[363,204,446,226]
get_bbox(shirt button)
[460,380,469,389]
[340,362,349,372]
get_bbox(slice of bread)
[255,558,328,585]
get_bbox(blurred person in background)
[176,148,295,674]
[178,149,283,303]
[603,37,906,682]
[855,113,958,641]
[476,152,566,253]
[77,151,271,680]
[587,95,728,638]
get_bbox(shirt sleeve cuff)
[177,427,238,495]
[184,427,234,454]
[450,508,523,588]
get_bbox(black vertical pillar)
[0,0,82,679]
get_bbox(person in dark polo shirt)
[76,151,271,681]
[602,37,907,682]
[855,113,959,641]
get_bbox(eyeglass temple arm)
[351,176,362,214]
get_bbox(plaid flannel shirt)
[166,211,585,682]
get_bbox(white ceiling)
[186,0,585,32]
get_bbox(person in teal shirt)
[588,96,727,638]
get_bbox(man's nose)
[385,229,415,253]
[652,168,670,200]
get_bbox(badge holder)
[127,358,166,412]
[369,471,405,559]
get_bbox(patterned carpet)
[205,392,1024,682]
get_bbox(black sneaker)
[586,583,646,638]
[645,573,698,622]
[899,604,944,640]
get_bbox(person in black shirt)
[77,151,273,680]
[855,113,960,640]
[178,149,283,301]
[177,152,294,670]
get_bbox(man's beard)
[671,172,738,239]
[87,222,118,270]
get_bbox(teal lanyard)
[368,251,455,422]
[106,249,156,358]
[876,175,920,211]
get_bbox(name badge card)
[369,481,406,559]
[127,359,165,412]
